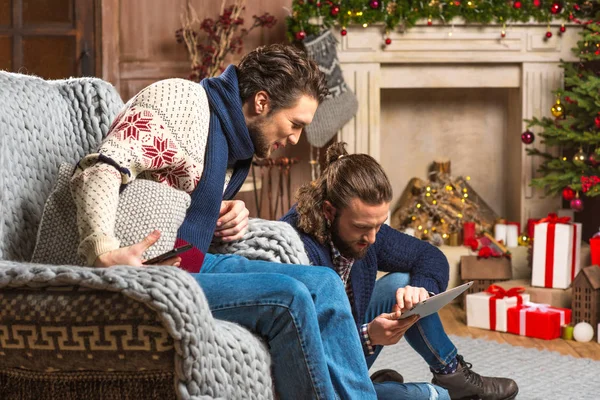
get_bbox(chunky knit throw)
[0,71,123,262]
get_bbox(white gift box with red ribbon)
[532,214,582,289]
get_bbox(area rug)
[369,334,600,399]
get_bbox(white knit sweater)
[71,78,231,265]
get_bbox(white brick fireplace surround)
[336,22,581,226]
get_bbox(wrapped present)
[460,255,512,308]
[466,285,530,332]
[495,279,572,309]
[507,302,572,340]
[532,214,582,289]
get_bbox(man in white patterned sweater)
[71,44,379,399]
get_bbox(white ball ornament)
[573,322,594,343]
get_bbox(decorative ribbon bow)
[537,213,570,224]
[522,301,551,312]
[485,284,525,299]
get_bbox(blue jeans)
[192,253,377,400]
[366,273,455,400]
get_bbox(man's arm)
[71,79,208,266]
[374,224,449,294]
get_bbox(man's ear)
[254,91,270,115]
[322,201,336,224]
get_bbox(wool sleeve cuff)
[78,235,121,266]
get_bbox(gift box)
[507,302,572,340]
[460,255,512,308]
[466,285,530,332]
[495,279,572,309]
[532,214,582,289]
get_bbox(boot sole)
[454,390,518,400]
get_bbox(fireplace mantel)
[336,22,581,225]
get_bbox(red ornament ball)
[574,4,580,11]
[589,153,599,166]
[370,0,380,9]
[330,5,340,16]
[341,28,347,36]
[595,116,600,129]
[560,25,566,33]
[501,31,506,38]
[546,31,553,39]
[521,130,535,144]
[295,30,306,41]
[385,38,392,45]
[570,198,584,212]
[316,2,322,7]
[533,0,541,7]
[427,19,433,26]
[550,2,562,14]
[513,1,522,9]
[562,187,576,201]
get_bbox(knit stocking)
[303,29,358,148]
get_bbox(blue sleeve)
[374,225,449,294]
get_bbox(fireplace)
[336,22,580,225]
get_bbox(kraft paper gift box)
[466,285,530,332]
[532,214,582,289]
[507,302,571,340]
[495,279,572,309]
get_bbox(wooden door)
[0,0,97,79]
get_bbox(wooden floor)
[439,303,600,361]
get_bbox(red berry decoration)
[369,0,380,9]
[595,116,600,129]
[521,130,535,144]
[330,5,340,16]
[295,30,306,41]
[546,31,553,39]
[533,0,541,7]
[513,1,522,9]
[316,2,322,7]
[562,187,576,201]
[574,4,580,11]
[589,153,599,166]
[385,38,392,45]
[570,197,584,212]
[550,2,562,14]
[341,28,347,36]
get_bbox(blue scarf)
[177,65,254,253]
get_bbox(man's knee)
[269,274,313,309]
[310,267,346,294]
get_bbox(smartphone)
[142,243,193,265]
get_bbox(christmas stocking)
[303,29,358,148]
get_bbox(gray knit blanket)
[210,219,311,265]
[0,262,273,400]
[0,71,124,262]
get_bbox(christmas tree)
[525,17,600,212]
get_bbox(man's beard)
[247,117,271,159]
[330,216,370,260]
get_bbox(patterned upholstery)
[0,72,274,399]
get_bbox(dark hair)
[295,142,393,244]
[237,44,328,114]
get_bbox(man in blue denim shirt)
[281,142,518,400]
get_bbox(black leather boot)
[431,355,518,400]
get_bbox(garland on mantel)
[287,0,598,43]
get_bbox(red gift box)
[591,237,600,266]
[507,303,571,340]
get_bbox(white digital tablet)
[397,281,474,319]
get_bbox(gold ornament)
[573,148,587,166]
[467,0,477,9]
[551,98,564,118]
[429,0,439,6]
[386,2,397,14]
[518,233,530,246]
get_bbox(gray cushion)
[32,163,191,266]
